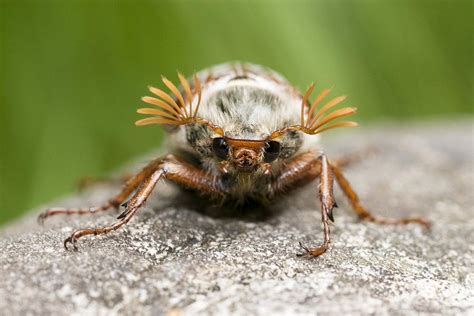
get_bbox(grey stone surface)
[1,119,473,316]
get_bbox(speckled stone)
[1,119,473,315]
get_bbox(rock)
[1,119,473,315]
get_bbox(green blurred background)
[0,0,471,225]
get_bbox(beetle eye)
[264,141,280,162]
[212,137,229,159]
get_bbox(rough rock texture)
[1,119,473,316]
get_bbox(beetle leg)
[62,154,223,250]
[64,168,165,250]
[330,162,430,229]
[266,151,335,257]
[297,154,336,257]
[269,151,321,194]
[38,158,162,224]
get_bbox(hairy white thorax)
[167,63,321,154]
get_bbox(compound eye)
[264,141,280,162]
[212,137,229,159]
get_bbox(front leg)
[268,151,335,257]
[62,154,223,250]
[297,154,336,257]
[64,168,166,250]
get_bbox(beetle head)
[211,136,280,174]
[135,71,358,175]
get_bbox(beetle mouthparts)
[233,148,259,171]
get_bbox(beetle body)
[166,63,320,202]
[39,62,429,257]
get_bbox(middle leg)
[330,162,430,228]
[38,158,162,224]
